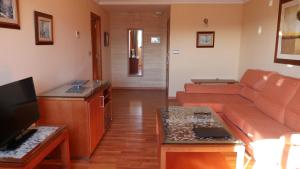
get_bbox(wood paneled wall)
[110,12,168,88]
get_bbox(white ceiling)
[97,0,248,5]
[101,5,170,13]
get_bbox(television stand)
[0,126,71,169]
[4,129,37,151]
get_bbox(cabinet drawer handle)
[100,96,104,108]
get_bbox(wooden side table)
[0,126,71,169]
[191,79,238,84]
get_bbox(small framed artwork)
[34,11,53,45]
[151,36,161,44]
[196,31,215,48]
[104,32,109,47]
[0,0,20,29]
[275,0,300,65]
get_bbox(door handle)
[100,96,104,108]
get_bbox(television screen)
[0,77,40,149]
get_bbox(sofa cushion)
[239,69,275,101]
[239,87,258,102]
[176,92,252,113]
[223,104,291,141]
[184,83,242,94]
[240,69,275,91]
[285,87,300,131]
[254,74,300,124]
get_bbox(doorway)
[91,12,102,80]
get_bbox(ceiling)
[96,0,248,5]
[101,5,170,13]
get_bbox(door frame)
[90,12,102,80]
[166,18,170,98]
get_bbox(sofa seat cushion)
[176,92,252,112]
[223,104,291,141]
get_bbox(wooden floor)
[45,89,254,169]
[72,89,168,169]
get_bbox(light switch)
[172,49,181,54]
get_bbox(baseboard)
[112,87,166,91]
[168,97,176,101]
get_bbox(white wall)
[239,0,300,78]
[0,0,110,94]
[109,12,167,89]
[169,4,243,97]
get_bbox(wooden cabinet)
[103,87,112,130]
[38,85,111,159]
[87,92,104,153]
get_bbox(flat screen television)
[0,77,40,150]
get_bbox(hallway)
[73,89,167,169]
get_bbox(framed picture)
[34,11,53,45]
[104,32,109,47]
[0,0,20,29]
[196,31,215,48]
[275,0,300,65]
[151,36,161,44]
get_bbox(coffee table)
[156,106,245,169]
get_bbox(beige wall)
[169,4,243,97]
[110,12,167,88]
[239,0,300,78]
[0,0,110,94]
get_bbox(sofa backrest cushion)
[239,87,258,102]
[240,69,275,90]
[239,69,276,101]
[285,87,300,131]
[254,74,300,124]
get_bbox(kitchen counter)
[39,80,111,99]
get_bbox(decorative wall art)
[34,11,53,45]
[0,0,20,29]
[151,36,161,44]
[196,31,215,48]
[275,0,300,65]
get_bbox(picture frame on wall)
[275,0,300,65]
[151,36,161,44]
[0,0,20,29]
[104,32,109,47]
[34,11,53,45]
[196,31,215,48]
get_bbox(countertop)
[39,80,110,98]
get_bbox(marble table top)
[159,106,242,144]
[0,126,59,159]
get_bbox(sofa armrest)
[184,83,243,94]
[281,132,300,146]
